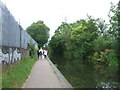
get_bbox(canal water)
[56,59,119,88]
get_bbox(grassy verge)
[2,54,37,88]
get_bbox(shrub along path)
[23,58,62,88]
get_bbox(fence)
[0,1,38,64]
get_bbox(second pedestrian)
[39,48,43,60]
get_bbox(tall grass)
[2,54,37,88]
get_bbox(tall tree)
[26,20,50,48]
[70,18,98,60]
[117,1,120,83]
[109,1,120,61]
[109,1,120,83]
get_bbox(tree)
[95,18,108,40]
[26,20,50,48]
[109,1,120,70]
[49,18,99,61]
[47,4,119,87]
[70,18,98,60]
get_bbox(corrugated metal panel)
[21,30,30,49]
[23,32,38,49]
[31,37,35,44]
[21,29,23,48]
[27,34,38,48]
[0,1,5,10]
[15,23,20,47]
[32,39,38,49]
[26,33,31,44]
[1,3,20,47]
[0,1,38,48]
[21,30,26,48]
[2,8,9,46]
[25,31,29,49]
[8,14,16,47]
[8,13,20,47]
[0,7,2,46]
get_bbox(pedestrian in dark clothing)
[37,49,39,59]
[43,49,47,58]
[29,49,32,56]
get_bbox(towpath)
[23,57,72,88]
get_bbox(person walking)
[37,48,39,60]
[39,48,43,60]
[43,49,47,59]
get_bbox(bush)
[93,52,100,59]
[92,49,118,66]
[105,50,118,66]
[28,43,36,58]
[94,36,111,52]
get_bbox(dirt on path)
[23,59,62,88]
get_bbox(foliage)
[0,64,1,89]
[49,18,99,61]
[26,20,50,48]
[48,2,120,88]
[108,2,120,39]
[93,36,111,52]
[109,2,120,80]
[2,54,37,88]
[108,1,120,57]
[27,42,36,58]
[48,35,66,64]
[105,50,118,66]
[93,52,100,59]
[70,18,98,60]
[92,49,118,66]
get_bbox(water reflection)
[55,59,119,88]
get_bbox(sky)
[1,0,119,38]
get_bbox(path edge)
[22,60,37,88]
[47,57,73,88]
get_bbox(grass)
[2,54,37,88]
[0,64,2,89]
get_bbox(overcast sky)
[1,0,119,37]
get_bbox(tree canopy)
[48,2,120,87]
[26,20,50,48]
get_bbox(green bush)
[106,50,118,66]
[93,52,100,59]
[92,49,118,66]
[93,36,111,52]
[28,43,36,58]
